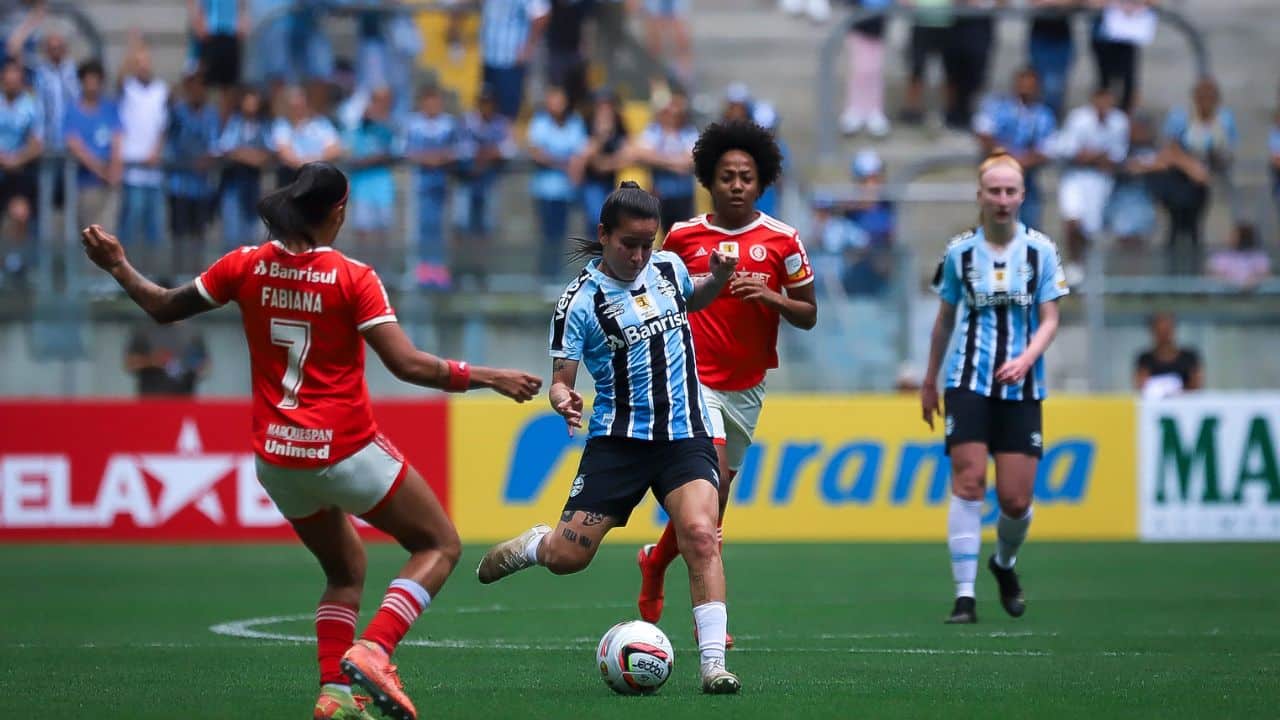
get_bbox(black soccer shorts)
[943,388,1044,458]
[562,436,719,525]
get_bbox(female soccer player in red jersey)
[635,121,818,645]
[82,162,541,720]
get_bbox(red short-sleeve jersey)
[195,241,397,467]
[662,213,814,391]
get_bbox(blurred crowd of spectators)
[808,0,1275,291]
[0,0,1274,298]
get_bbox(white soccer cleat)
[700,660,741,694]
[476,524,549,584]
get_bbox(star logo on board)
[137,419,237,524]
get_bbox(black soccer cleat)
[945,596,977,624]
[988,555,1026,618]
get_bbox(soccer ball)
[596,620,674,695]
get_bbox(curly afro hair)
[691,120,783,193]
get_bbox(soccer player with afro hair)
[636,120,818,648]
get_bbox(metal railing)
[814,3,1212,171]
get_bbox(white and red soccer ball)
[596,620,674,695]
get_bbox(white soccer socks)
[948,495,983,598]
[692,601,728,665]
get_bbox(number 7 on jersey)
[270,318,311,410]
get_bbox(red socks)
[316,602,358,686]
[360,579,431,656]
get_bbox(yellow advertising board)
[449,396,1137,542]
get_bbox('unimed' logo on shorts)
[569,475,585,497]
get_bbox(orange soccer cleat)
[340,640,418,720]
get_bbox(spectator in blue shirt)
[1153,77,1237,275]
[286,0,335,82]
[0,58,42,283]
[32,32,76,153]
[246,0,291,87]
[355,7,421,122]
[165,70,221,275]
[343,85,398,274]
[1028,0,1084,120]
[453,84,516,289]
[403,85,460,290]
[840,149,894,297]
[271,85,342,186]
[189,0,246,89]
[526,84,587,281]
[480,0,550,119]
[33,32,76,211]
[634,90,697,233]
[214,85,271,249]
[64,60,121,233]
[579,89,630,240]
[972,67,1057,228]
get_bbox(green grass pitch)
[4,542,1278,718]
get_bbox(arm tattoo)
[560,509,575,523]
[581,512,606,526]
[562,528,578,542]
[553,358,568,372]
[577,535,593,548]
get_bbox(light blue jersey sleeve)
[1036,241,1070,303]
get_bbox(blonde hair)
[978,149,1024,182]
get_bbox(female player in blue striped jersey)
[921,150,1069,624]
[475,181,744,693]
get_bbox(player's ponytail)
[257,162,349,246]
[567,180,662,264]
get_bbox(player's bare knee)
[677,522,719,563]
[998,495,1031,518]
[436,528,463,569]
[951,472,985,501]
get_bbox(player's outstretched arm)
[363,322,542,402]
[80,224,214,324]
[688,248,738,312]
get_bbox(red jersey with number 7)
[662,213,814,391]
[195,241,397,467]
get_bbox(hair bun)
[618,180,641,189]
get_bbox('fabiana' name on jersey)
[260,286,323,313]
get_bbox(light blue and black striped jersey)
[550,250,713,441]
[932,224,1069,401]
